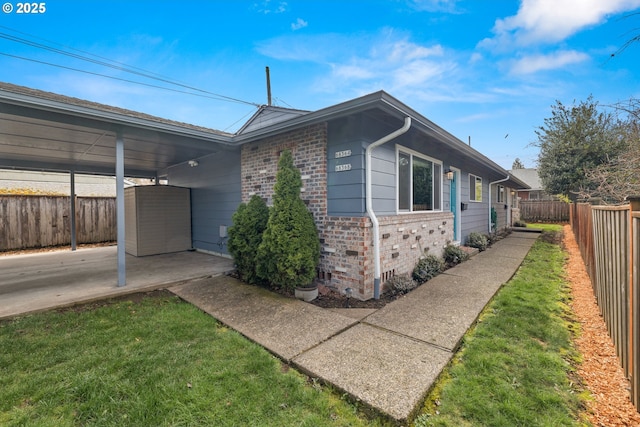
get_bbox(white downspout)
[366,116,412,299]
[488,175,510,234]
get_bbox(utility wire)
[0,25,179,83]
[0,26,261,107]
[0,52,258,105]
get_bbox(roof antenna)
[265,66,272,106]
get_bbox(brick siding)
[240,122,455,300]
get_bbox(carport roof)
[0,82,235,177]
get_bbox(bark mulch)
[563,224,640,426]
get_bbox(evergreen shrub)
[412,254,444,284]
[256,150,320,290]
[227,195,269,285]
[467,232,489,251]
[443,244,469,265]
[385,274,417,294]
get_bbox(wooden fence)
[0,195,116,251]
[570,201,640,409]
[519,200,570,223]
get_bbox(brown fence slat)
[520,200,570,223]
[0,195,115,251]
[573,202,638,410]
[633,212,640,408]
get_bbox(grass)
[0,294,387,426]
[413,225,590,427]
[526,222,568,232]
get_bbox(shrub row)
[386,231,494,295]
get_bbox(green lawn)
[413,225,589,426]
[2,226,590,426]
[0,295,387,426]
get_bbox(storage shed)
[124,185,191,256]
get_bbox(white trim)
[469,173,483,202]
[367,117,412,300]
[497,184,505,203]
[450,166,461,243]
[395,144,443,214]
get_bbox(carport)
[0,82,237,286]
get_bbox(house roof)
[236,105,309,134]
[508,168,542,191]
[0,82,529,188]
[234,91,529,189]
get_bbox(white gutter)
[488,175,510,234]
[366,116,412,299]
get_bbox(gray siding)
[166,150,241,255]
[460,171,489,242]
[326,116,367,216]
[370,144,398,215]
[326,113,504,241]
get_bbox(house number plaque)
[335,164,352,172]
[335,150,351,158]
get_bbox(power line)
[0,26,261,107]
[0,25,179,83]
[0,52,259,106]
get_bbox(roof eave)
[0,88,235,144]
[234,91,530,188]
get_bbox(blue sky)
[2,0,639,169]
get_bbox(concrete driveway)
[0,246,234,319]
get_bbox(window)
[398,148,442,212]
[497,185,505,203]
[469,174,482,202]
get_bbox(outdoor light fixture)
[444,169,454,180]
[188,160,199,167]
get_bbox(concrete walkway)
[171,231,539,422]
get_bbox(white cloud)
[481,0,640,48]
[258,29,464,102]
[253,0,287,14]
[291,18,308,31]
[509,50,590,74]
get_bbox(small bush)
[413,254,444,283]
[385,274,417,294]
[513,220,527,227]
[443,244,469,265]
[466,232,489,251]
[227,195,269,285]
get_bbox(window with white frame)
[398,148,442,212]
[497,184,505,203]
[469,174,482,202]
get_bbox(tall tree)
[511,158,525,169]
[579,98,640,203]
[533,96,624,200]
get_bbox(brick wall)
[318,216,372,299]
[317,212,454,300]
[378,212,454,284]
[240,122,456,300]
[241,123,328,226]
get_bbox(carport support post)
[116,132,126,287]
[70,170,77,251]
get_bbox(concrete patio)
[0,246,234,318]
